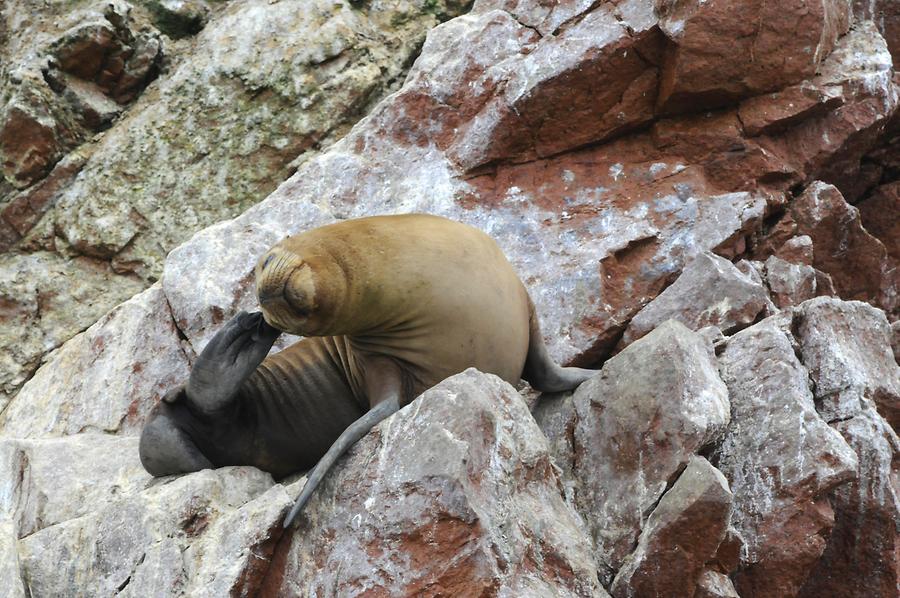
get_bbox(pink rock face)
[268,370,606,597]
[656,0,851,113]
[858,181,900,261]
[855,0,900,65]
[763,255,818,308]
[0,95,67,188]
[0,284,190,437]
[573,320,729,583]
[712,316,858,598]
[620,251,773,347]
[796,297,900,428]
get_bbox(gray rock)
[532,390,579,501]
[573,320,730,583]
[610,456,733,598]
[0,0,466,418]
[181,484,292,597]
[713,316,858,597]
[893,320,900,364]
[764,255,818,308]
[271,369,606,597]
[18,467,278,597]
[796,297,900,428]
[0,283,190,437]
[0,251,146,412]
[0,519,25,598]
[621,251,773,347]
[0,434,151,537]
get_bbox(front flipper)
[283,357,404,528]
[186,311,281,416]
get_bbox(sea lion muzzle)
[256,248,316,334]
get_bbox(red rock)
[755,23,898,197]
[738,83,844,137]
[790,181,894,314]
[773,235,814,265]
[271,370,606,597]
[799,407,900,598]
[656,0,851,114]
[609,456,733,598]
[855,0,900,66]
[0,148,91,251]
[0,92,66,188]
[857,181,900,261]
[620,251,773,347]
[52,21,119,81]
[448,2,662,170]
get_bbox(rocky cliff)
[1,0,898,596]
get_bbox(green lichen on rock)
[0,0,470,408]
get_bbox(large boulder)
[573,320,730,582]
[656,0,851,113]
[269,369,605,597]
[0,283,190,437]
[620,251,773,347]
[16,467,285,596]
[712,315,858,597]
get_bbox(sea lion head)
[255,245,317,335]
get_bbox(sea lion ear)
[161,385,187,404]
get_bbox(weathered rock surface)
[0,0,466,416]
[573,320,729,583]
[763,255,819,308]
[620,251,773,347]
[656,0,850,113]
[712,315,858,598]
[0,283,190,437]
[270,369,605,597]
[799,405,900,598]
[0,434,151,537]
[17,467,285,597]
[796,297,900,428]
[0,519,26,598]
[609,455,733,598]
[795,298,900,597]
[788,182,895,314]
[1,0,900,594]
[858,180,900,261]
[0,251,146,412]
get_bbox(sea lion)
[139,214,595,527]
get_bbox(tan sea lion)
[139,214,595,527]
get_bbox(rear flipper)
[522,296,596,393]
[139,390,214,476]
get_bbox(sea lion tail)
[522,294,596,393]
[283,396,400,528]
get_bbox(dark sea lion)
[139,214,595,527]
